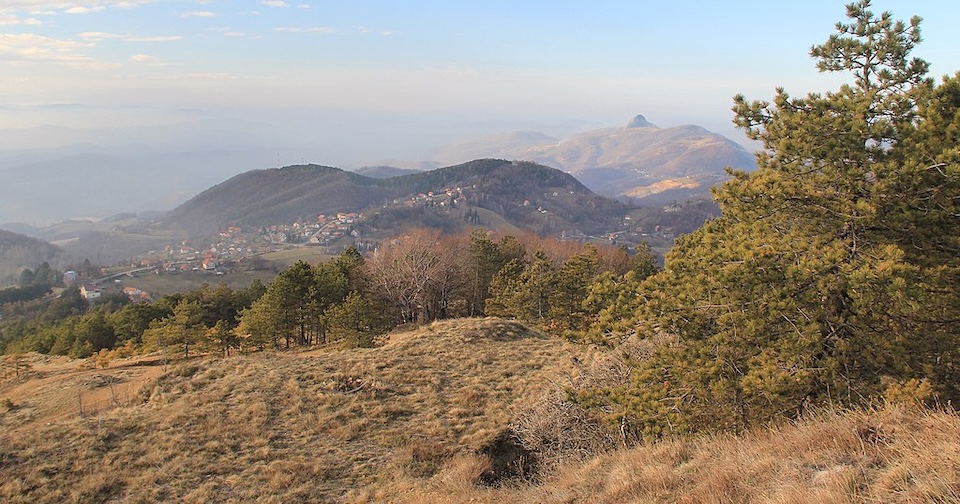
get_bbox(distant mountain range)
[163,159,626,237]
[0,114,751,227]
[2,158,719,274]
[427,115,757,203]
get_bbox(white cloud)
[274,26,334,34]
[79,31,123,39]
[0,32,95,65]
[80,31,183,42]
[129,53,158,62]
[0,14,42,25]
[208,26,247,37]
[261,0,288,7]
[297,3,310,8]
[65,6,105,14]
[380,31,398,37]
[179,10,215,18]
[0,1,158,16]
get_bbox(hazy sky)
[2,1,959,151]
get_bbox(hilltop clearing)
[0,318,584,502]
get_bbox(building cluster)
[210,228,252,262]
[402,188,464,209]
[80,282,152,303]
[261,212,361,245]
[122,286,152,302]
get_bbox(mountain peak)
[625,114,658,129]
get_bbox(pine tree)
[588,1,960,435]
[241,260,318,348]
[548,245,601,332]
[486,251,557,324]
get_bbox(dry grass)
[122,269,278,297]
[1,353,165,428]
[511,332,671,475]
[403,405,960,504]
[3,320,960,503]
[258,247,335,268]
[0,317,581,503]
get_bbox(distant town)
[65,184,692,305]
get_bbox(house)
[80,284,101,301]
[202,258,218,271]
[123,287,151,302]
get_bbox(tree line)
[0,228,659,361]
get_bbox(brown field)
[258,247,336,268]
[0,318,584,502]
[2,318,959,503]
[117,269,278,297]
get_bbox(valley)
[1,158,720,294]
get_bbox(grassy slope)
[2,318,959,503]
[408,405,960,504]
[0,318,581,503]
[257,247,335,268]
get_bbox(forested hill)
[162,164,390,234]
[388,159,625,234]
[0,229,60,287]
[163,159,626,236]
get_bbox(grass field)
[0,318,584,502]
[84,243,336,298]
[258,247,335,268]
[472,207,524,235]
[111,269,279,297]
[406,405,960,504]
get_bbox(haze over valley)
[0,113,753,227]
[3,1,956,229]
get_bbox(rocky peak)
[626,114,658,129]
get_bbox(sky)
[2,0,960,161]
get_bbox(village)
[78,184,679,305]
[96,188,468,300]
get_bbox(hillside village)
[120,185,685,286]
